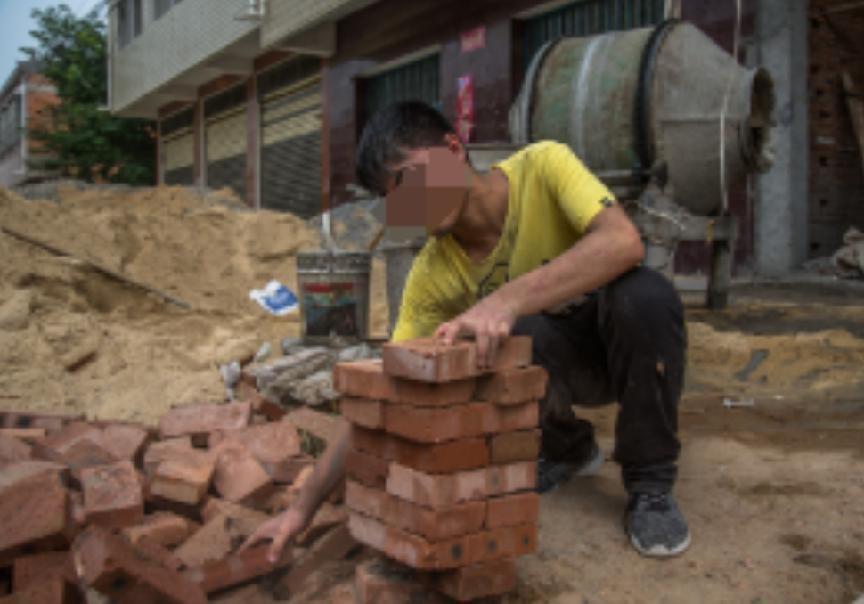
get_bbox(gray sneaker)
[537,443,604,493]
[624,491,691,557]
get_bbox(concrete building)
[0,60,60,187]
[108,0,862,275]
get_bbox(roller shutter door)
[205,85,247,201]
[260,79,322,217]
[205,109,246,200]
[161,108,194,185]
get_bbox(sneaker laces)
[628,492,672,513]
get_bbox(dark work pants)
[511,267,685,494]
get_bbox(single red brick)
[333,360,393,400]
[199,499,268,534]
[211,443,273,503]
[385,463,487,507]
[489,429,541,464]
[0,470,69,557]
[348,512,471,570]
[382,338,478,382]
[283,407,343,445]
[47,438,117,482]
[0,460,67,490]
[80,461,144,528]
[149,456,215,506]
[345,448,390,489]
[483,400,539,433]
[123,512,197,548]
[0,411,83,431]
[174,514,248,569]
[72,526,207,604]
[208,419,300,470]
[486,461,537,496]
[100,424,150,463]
[0,433,32,465]
[491,337,533,371]
[37,422,101,454]
[383,403,487,443]
[142,437,195,475]
[134,535,186,572]
[434,558,518,601]
[346,480,485,540]
[465,523,537,563]
[158,402,251,441]
[0,578,77,604]
[351,426,489,473]
[12,551,75,591]
[474,365,549,404]
[335,359,478,408]
[0,428,45,441]
[184,543,292,594]
[387,461,537,507]
[355,557,449,604]
[340,397,384,429]
[486,492,541,528]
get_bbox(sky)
[0,0,95,84]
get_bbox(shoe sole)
[629,531,692,558]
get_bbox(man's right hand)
[240,506,311,563]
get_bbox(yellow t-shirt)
[392,141,615,341]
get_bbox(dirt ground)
[1,186,863,602]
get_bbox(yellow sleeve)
[390,257,450,342]
[540,142,615,235]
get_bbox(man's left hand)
[435,294,518,369]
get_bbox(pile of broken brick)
[0,335,547,603]
[0,387,351,603]
[336,335,547,602]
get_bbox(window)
[522,0,665,68]
[0,95,22,155]
[117,0,143,48]
[361,54,440,127]
[154,0,181,20]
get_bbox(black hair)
[356,101,456,196]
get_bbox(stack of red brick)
[335,336,547,602]
[0,395,352,603]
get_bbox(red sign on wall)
[455,74,474,143]
[460,26,486,53]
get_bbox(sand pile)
[0,185,389,424]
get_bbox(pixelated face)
[384,145,470,236]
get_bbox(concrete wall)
[110,0,258,116]
[754,0,809,275]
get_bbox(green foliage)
[21,4,155,185]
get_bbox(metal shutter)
[260,79,322,217]
[205,109,246,199]
[205,85,247,201]
[161,108,194,185]
[362,54,440,125]
[523,0,666,68]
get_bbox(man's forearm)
[498,219,643,317]
[294,420,351,516]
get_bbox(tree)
[22,4,155,185]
